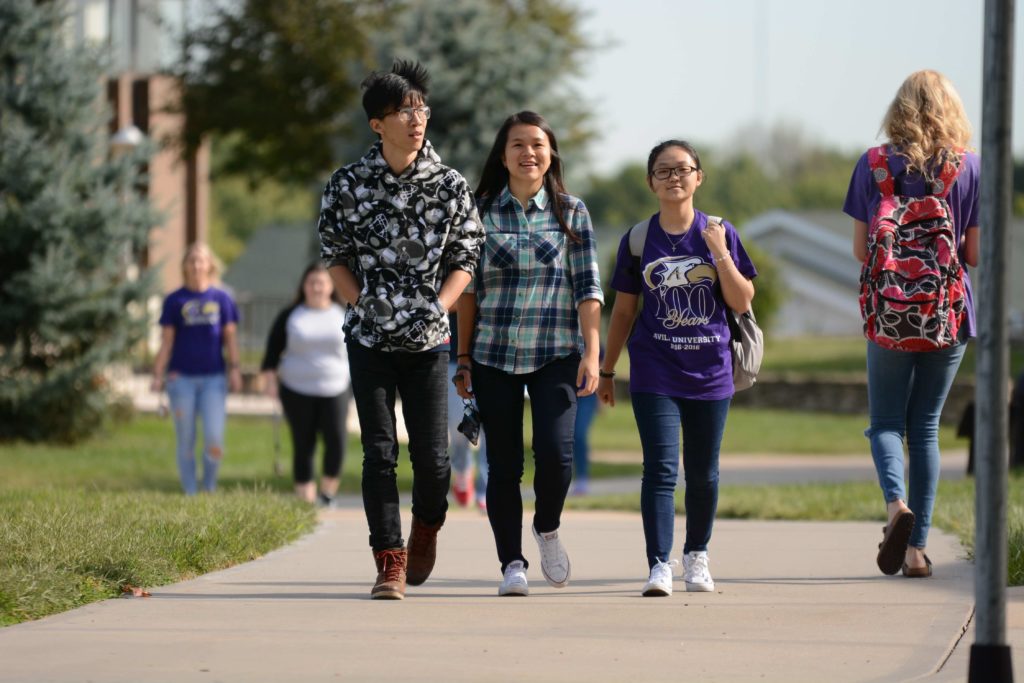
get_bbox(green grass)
[0,488,314,625]
[759,335,1024,377]
[586,405,961,455]
[0,417,323,626]
[566,475,1024,586]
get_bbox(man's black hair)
[361,59,431,121]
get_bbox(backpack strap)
[628,218,651,257]
[930,149,964,198]
[867,145,895,197]
[706,214,723,226]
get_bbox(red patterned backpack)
[859,145,966,351]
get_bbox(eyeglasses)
[388,106,431,123]
[651,165,698,181]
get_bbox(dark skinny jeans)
[347,343,449,552]
[472,355,579,571]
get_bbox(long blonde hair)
[180,242,223,283]
[881,70,972,181]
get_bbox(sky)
[576,0,1024,173]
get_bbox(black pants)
[347,343,449,552]
[472,355,578,571]
[278,383,351,483]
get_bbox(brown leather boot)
[406,516,443,586]
[371,548,407,600]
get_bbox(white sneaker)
[499,560,529,596]
[532,525,571,587]
[683,551,715,592]
[642,559,679,597]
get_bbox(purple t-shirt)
[159,286,240,375]
[843,147,981,337]
[610,211,758,400]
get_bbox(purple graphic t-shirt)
[159,286,240,375]
[843,147,981,338]
[610,211,757,400]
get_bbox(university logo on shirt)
[642,256,718,329]
[181,299,220,326]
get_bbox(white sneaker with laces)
[683,551,715,592]
[642,559,679,597]
[532,525,571,587]
[499,560,529,596]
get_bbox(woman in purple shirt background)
[598,140,757,597]
[151,243,242,495]
[843,70,980,579]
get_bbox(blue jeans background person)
[166,373,228,495]
[448,361,488,509]
[866,340,967,550]
[150,243,242,496]
[572,391,598,495]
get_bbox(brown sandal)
[876,509,915,575]
[902,553,933,578]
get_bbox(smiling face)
[370,92,427,159]
[502,124,552,194]
[648,145,703,205]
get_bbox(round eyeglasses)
[389,106,431,123]
[651,165,698,181]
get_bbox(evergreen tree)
[0,1,158,442]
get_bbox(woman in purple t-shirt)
[598,140,757,597]
[843,70,980,579]
[151,243,242,495]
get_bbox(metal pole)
[970,0,1015,680]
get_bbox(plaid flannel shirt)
[469,186,603,374]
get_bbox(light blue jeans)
[865,340,967,548]
[166,373,227,495]
[447,362,487,498]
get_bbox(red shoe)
[452,471,473,507]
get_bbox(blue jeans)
[447,362,488,497]
[866,340,967,548]
[166,373,227,495]
[573,391,599,485]
[631,392,731,568]
[472,355,578,571]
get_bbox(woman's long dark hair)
[293,262,341,306]
[475,111,580,243]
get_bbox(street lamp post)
[969,0,1016,681]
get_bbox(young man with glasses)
[318,60,483,600]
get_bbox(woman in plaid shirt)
[455,111,604,597]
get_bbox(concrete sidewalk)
[1,509,1018,682]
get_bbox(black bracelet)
[457,353,471,359]
[599,370,616,378]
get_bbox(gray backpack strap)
[706,214,723,226]
[628,218,651,257]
